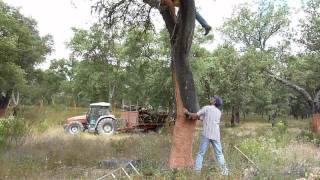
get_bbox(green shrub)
[0,116,29,149]
[298,130,320,146]
[275,120,288,135]
[37,118,49,132]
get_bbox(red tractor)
[64,102,116,135]
[64,103,170,135]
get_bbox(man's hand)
[184,108,191,119]
[184,108,198,120]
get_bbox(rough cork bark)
[159,0,199,168]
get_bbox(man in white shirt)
[185,96,229,175]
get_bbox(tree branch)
[265,70,314,108]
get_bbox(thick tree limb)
[265,71,313,108]
[159,7,175,38]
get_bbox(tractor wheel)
[97,118,115,135]
[67,121,84,135]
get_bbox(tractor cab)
[87,102,111,128]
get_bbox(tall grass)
[0,106,319,179]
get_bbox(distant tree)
[219,0,290,125]
[0,1,52,116]
[68,24,125,104]
[221,0,289,51]
[300,0,320,52]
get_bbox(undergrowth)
[0,106,318,179]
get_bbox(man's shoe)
[204,26,212,36]
[221,168,229,176]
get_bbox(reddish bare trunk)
[312,113,320,134]
[169,71,197,168]
[0,108,6,117]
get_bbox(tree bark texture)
[160,0,199,168]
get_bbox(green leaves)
[0,1,52,94]
[301,0,320,52]
[221,0,289,51]
[0,62,26,91]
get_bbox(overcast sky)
[4,0,302,68]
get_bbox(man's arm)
[185,110,199,120]
[184,107,205,120]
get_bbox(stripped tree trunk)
[159,0,199,168]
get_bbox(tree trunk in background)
[0,92,11,117]
[231,105,240,126]
[231,106,235,126]
[235,108,240,124]
[160,0,199,168]
[203,78,211,100]
[312,113,320,134]
[313,91,320,134]
[0,108,6,117]
[11,91,20,117]
[73,100,77,108]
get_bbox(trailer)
[117,108,169,133]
